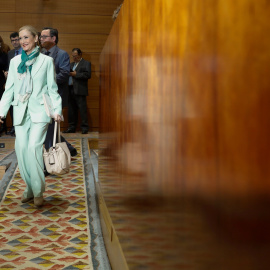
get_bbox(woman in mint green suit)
[0,25,62,207]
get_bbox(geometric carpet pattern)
[98,155,199,270]
[0,139,96,270]
[0,149,13,162]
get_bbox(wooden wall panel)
[216,1,270,195]
[0,14,16,31]
[86,74,100,109]
[0,14,112,34]
[100,0,192,195]
[99,0,270,268]
[60,34,108,54]
[179,0,218,195]
[43,14,113,34]
[88,72,99,89]
[99,0,270,197]
[79,54,100,72]
[87,90,99,109]
[15,0,123,16]
[0,0,123,130]
[88,108,99,129]
[0,1,15,12]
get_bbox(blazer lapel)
[75,59,83,70]
[31,54,45,78]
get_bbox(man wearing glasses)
[4,32,22,136]
[40,27,77,160]
[7,32,22,64]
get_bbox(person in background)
[0,36,10,135]
[4,32,23,136]
[63,48,91,134]
[0,25,62,207]
[40,27,77,157]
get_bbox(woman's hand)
[0,116,4,124]
[54,114,62,122]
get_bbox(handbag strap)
[53,121,61,147]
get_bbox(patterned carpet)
[0,138,110,270]
[0,149,13,162]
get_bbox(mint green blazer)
[0,53,62,125]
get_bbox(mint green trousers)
[15,108,49,198]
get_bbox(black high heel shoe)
[7,126,15,136]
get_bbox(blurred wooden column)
[99,1,270,269]
[99,0,270,197]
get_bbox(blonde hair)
[19,25,38,38]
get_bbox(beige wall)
[0,0,123,130]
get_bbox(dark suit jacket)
[7,49,16,68]
[71,59,91,96]
[44,46,70,107]
[0,52,8,94]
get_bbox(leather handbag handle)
[53,122,61,147]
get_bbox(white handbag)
[43,122,71,175]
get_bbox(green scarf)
[17,46,40,74]
[17,46,40,103]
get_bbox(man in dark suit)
[40,27,77,157]
[7,32,22,66]
[63,48,91,134]
[4,32,22,136]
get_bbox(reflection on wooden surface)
[99,0,270,269]
[100,0,270,197]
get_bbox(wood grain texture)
[60,34,108,53]
[99,1,270,269]
[99,0,270,197]
[216,1,270,195]
[0,14,112,34]
[14,0,123,16]
[0,14,16,31]
[0,0,15,12]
